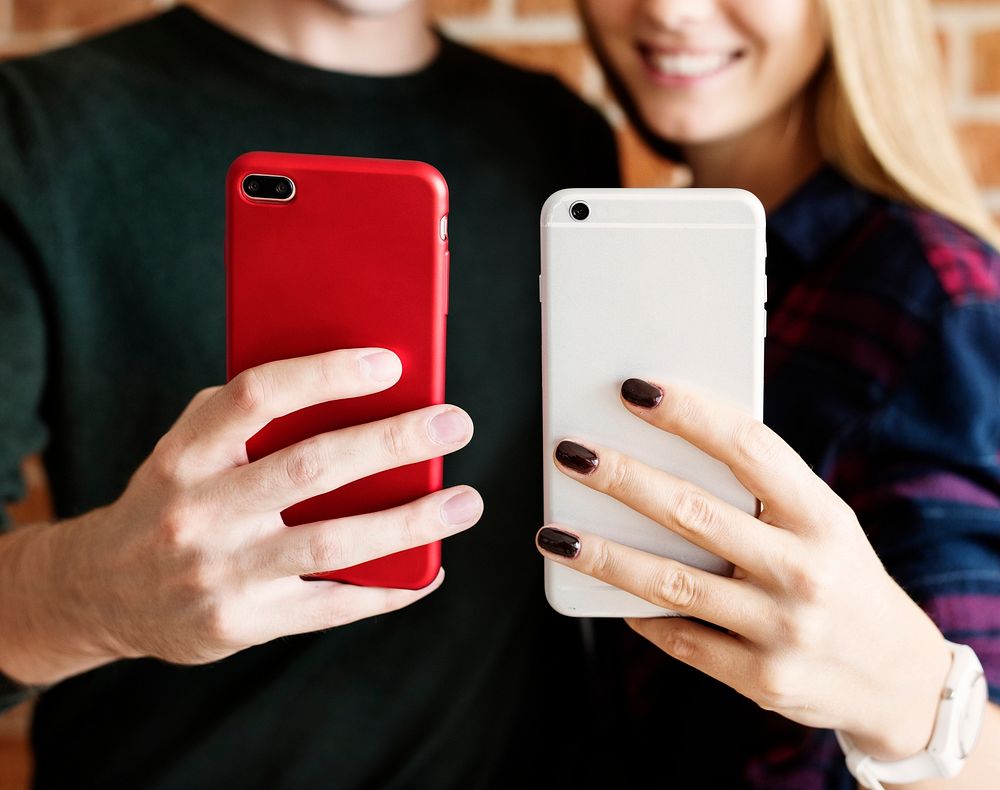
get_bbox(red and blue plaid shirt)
[591,164,1000,789]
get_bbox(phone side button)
[444,251,450,315]
[538,274,542,303]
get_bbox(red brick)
[957,123,1000,186]
[616,124,684,188]
[12,0,159,33]
[428,0,490,15]
[972,29,1000,94]
[0,737,32,790]
[0,701,31,739]
[515,0,575,14]
[4,455,53,525]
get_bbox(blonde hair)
[816,0,1000,250]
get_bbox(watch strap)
[836,729,940,787]
[835,640,986,788]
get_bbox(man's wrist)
[0,514,122,685]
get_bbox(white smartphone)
[540,188,766,618]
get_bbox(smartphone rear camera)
[570,201,590,221]
[242,174,295,202]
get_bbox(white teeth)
[649,51,732,77]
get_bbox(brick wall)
[0,1,998,787]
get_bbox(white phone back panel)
[540,188,766,618]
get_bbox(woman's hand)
[0,348,482,685]
[535,377,953,763]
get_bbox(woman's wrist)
[839,625,954,762]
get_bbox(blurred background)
[0,0,998,786]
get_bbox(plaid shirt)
[594,164,1000,789]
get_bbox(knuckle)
[732,420,780,467]
[149,432,187,481]
[662,622,697,661]
[379,419,410,461]
[157,497,202,549]
[306,528,345,573]
[202,601,243,649]
[654,566,699,611]
[659,385,699,429]
[228,367,269,416]
[785,557,831,604]
[395,504,427,549]
[317,352,344,391]
[589,540,619,580]
[779,606,819,650]
[282,441,324,488]
[755,658,800,711]
[673,486,716,536]
[604,458,633,497]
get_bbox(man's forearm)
[0,510,120,686]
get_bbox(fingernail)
[537,527,581,559]
[555,440,598,474]
[440,490,482,526]
[360,351,401,382]
[428,410,471,445]
[621,378,663,408]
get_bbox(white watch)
[835,640,989,789]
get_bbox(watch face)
[958,672,989,758]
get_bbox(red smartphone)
[225,151,449,589]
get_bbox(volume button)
[538,274,542,303]
[763,274,768,338]
[444,251,450,315]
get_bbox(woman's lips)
[638,45,744,86]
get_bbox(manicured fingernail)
[621,378,663,408]
[555,440,598,474]
[537,527,581,558]
[428,410,471,444]
[440,490,482,526]
[360,351,401,382]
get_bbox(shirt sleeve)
[0,212,50,711]
[832,297,1000,705]
[744,296,1000,789]
[0,71,51,710]
[0,210,49,533]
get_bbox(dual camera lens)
[570,201,590,221]
[242,174,295,202]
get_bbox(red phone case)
[225,151,449,589]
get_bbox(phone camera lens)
[246,179,260,193]
[570,201,590,221]
[275,180,289,195]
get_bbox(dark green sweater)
[0,7,619,787]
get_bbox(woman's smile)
[637,43,747,87]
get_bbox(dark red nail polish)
[555,440,598,474]
[537,527,581,559]
[621,378,663,408]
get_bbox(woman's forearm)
[878,701,1000,789]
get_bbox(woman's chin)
[637,116,729,149]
